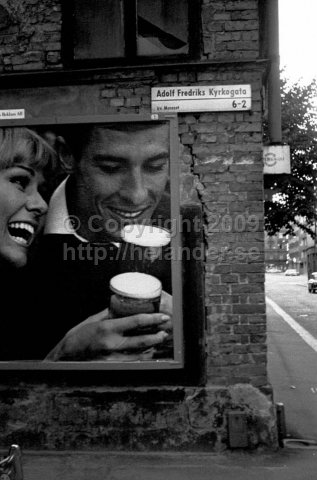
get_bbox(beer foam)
[110,272,162,299]
[121,224,171,247]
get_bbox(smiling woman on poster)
[0,127,55,359]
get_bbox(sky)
[279,0,317,85]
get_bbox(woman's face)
[0,163,48,268]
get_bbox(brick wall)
[0,0,61,72]
[202,0,260,61]
[0,0,277,451]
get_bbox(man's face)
[70,124,169,242]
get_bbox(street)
[266,272,317,440]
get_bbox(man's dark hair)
[61,121,168,163]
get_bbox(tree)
[264,76,317,238]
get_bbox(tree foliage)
[264,76,317,238]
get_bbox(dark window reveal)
[63,0,200,66]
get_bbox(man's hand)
[44,309,171,361]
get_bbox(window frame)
[0,113,185,372]
[61,0,201,68]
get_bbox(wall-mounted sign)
[0,109,25,120]
[263,145,291,174]
[151,85,251,113]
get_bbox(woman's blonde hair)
[0,127,57,176]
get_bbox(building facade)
[0,0,278,451]
[285,225,315,275]
[264,232,287,271]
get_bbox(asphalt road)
[266,273,317,440]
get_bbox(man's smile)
[107,206,150,220]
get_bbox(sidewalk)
[20,447,317,480]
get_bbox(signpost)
[151,85,251,113]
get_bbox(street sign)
[151,85,251,113]
[0,109,25,120]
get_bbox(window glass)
[73,0,125,60]
[137,0,188,56]
[68,0,194,63]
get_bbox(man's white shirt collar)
[44,177,120,246]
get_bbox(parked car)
[266,267,282,273]
[284,269,300,276]
[308,272,317,293]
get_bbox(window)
[62,0,200,66]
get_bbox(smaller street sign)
[0,109,25,120]
[263,145,291,174]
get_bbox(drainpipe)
[267,0,282,144]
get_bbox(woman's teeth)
[8,222,35,246]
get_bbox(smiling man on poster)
[30,121,173,362]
